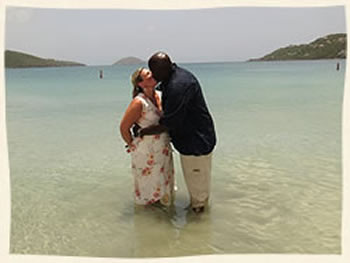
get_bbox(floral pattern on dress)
[130,92,175,206]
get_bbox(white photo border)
[0,1,348,263]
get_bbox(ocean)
[5,60,345,257]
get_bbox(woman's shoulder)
[155,90,162,102]
[155,90,162,97]
[134,93,147,103]
[130,95,144,108]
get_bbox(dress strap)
[134,93,147,110]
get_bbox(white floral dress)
[130,92,174,206]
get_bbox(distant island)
[249,33,346,61]
[113,56,145,65]
[5,50,86,68]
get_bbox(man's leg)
[180,152,212,211]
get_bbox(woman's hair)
[131,67,145,98]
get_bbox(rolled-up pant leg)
[180,152,212,208]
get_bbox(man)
[142,52,216,213]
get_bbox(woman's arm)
[120,99,143,148]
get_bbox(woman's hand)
[126,143,136,153]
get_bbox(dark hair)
[148,52,172,82]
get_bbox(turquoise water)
[6,60,345,257]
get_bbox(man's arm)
[137,91,189,137]
[139,124,168,137]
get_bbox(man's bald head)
[148,52,173,82]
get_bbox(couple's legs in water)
[134,152,212,214]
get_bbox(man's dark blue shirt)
[158,64,216,156]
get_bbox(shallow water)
[6,60,344,257]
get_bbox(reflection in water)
[132,196,215,257]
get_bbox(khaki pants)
[180,152,212,208]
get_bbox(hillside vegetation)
[250,33,346,61]
[5,50,85,68]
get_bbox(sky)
[5,6,346,65]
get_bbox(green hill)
[5,50,86,68]
[113,56,145,65]
[249,33,346,61]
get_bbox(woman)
[120,67,174,207]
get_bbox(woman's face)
[138,68,157,89]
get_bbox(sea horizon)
[4,57,347,69]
